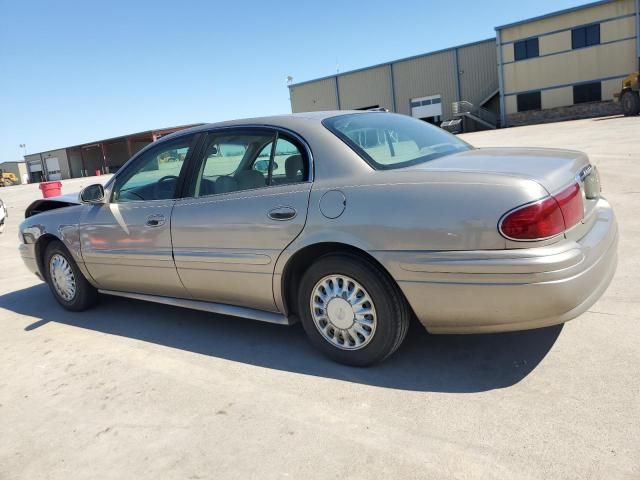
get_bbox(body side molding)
[98,289,295,325]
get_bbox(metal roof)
[25,123,203,157]
[495,0,619,31]
[0,160,26,166]
[288,38,496,89]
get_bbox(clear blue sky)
[0,0,589,161]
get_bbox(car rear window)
[323,112,471,170]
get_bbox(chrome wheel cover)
[49,253,76,301]
[310,274,377,350]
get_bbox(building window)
[517,91,541,112]
[572,24,600,49]
[514,38,539,61]
[410,99,437,108]
[573,82,602,104]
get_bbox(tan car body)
[19,112,618,334]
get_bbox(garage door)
[45,157,62,180]
[411,95,443,124]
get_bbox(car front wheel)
[44,241,98,311]
[297,253,410,366]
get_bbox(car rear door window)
[191,132,275,197]
[253,137,307,186]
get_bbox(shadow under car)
[1,284,563,393]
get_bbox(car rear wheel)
[44,241,98,311]
[621,90,640,116]
[297,253,410,366]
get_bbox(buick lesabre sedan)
[19,112,618,365]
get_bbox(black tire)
[621,90,640,116]
[297,253,411,366]
[44,240,98,311]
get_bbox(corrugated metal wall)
[290,77,338,112]
[289,39,498,120]
[337,65,393,110]
[457,40,499,106]
[392,50,458,118]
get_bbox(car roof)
[158,110,375,142]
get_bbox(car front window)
[112,137,191,202]
[323,112,471,170]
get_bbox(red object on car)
[500,182,584,240]
[39,181,62,198]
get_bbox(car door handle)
[145,214,166,227]
[268,206,297,221]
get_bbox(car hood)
[25,192,81,218]
[47,192,81,204]
[409,147,590,193]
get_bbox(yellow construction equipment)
[614,72,640,116]
[0,169,19,187]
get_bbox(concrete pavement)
[1,116,639,479]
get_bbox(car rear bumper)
[382,197,618,334]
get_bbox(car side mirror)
[254,159,269,173]
[80,184,105,204]
[254,160,278,174]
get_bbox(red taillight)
[554,183,583,229]
[500,183,584,241]
[500,196,565,240]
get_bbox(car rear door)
[170,127,312,312]
[80,133,199,297]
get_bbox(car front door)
[170,128,312,312]
[80,134,198,297]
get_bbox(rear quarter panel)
[273,169,549,311]
[295,170,548,252]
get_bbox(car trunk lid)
[412,146,601,216]
[409,147,592,193]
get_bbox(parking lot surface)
[1,116,639,479]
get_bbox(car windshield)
[323,112,471,169]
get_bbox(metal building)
[496,0,640,126]
[289,0,640,129]
[289,39,500,131]
[24,124,200,182]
